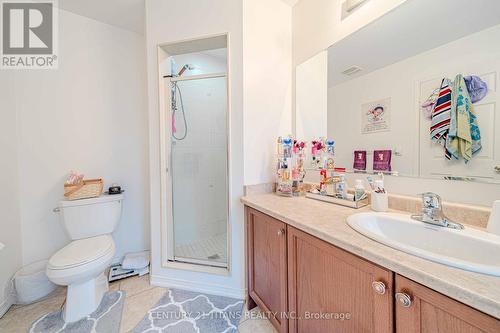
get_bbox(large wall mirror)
[296,0,500,183]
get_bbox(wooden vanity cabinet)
[287,226,393,333]
[245,206,500,333]
[246,207,288,332]
[395,275,500,333]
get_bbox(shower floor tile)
[175,232,227,264]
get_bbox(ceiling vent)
[341,66,363,76]
[342,0,369,19]
[346,0,368,12]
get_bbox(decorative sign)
[362,98,391,133]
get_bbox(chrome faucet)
[411,192,464,230]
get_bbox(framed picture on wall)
[361,98,391,134]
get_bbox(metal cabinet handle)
[372,281,386,295]
[277,228,285,236]
[395,292,412,307]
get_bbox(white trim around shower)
[156,33,231,276]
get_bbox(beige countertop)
[241,193,500,319]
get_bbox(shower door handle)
[166,151,173,174]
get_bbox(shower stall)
[159,36,229,269]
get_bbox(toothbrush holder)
[371,191,388,212]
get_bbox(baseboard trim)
[0,294,14,318]
[150,274,246,300]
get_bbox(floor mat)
[28,291,125,333]
[132,288,244,332]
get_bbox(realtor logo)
[1,0,58,69]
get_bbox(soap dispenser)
[487,200,500,237]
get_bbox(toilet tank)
[57,194,123,240]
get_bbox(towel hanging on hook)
[421,87,440,120]
[464,75,488,103]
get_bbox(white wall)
[327,25,500,206]
[146,0,292,297]
[7,9,149,267]
[296,51,328,141]
[169,49,227,76]
[292,0,407,66]
[291,0,407,134]
[0,71,23,316]
[243,0,292,186]
[146,0,246,298]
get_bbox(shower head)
[177,64,195,76]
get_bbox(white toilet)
[47,194,123,322]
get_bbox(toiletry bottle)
[325,140,335,170]
[283,138,292,158]
[311,141,317,168]
[487,200,500,237]
[354,179,366,201]
[277,136,283,155]
[326,139,335,155]
[335,174,347,199]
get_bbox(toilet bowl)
[48,194,123,322]
[46,235,115,322]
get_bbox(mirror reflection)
[296,0,500,183]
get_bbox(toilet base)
[63,273,109,323]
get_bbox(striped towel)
[430,78,453,159]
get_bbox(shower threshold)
[171,256,227,268]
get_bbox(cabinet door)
[246,207,288,332]
[395,275,500,333]
[287,226,393,333]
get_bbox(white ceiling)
[58,0,145,34]
[328,0,500,86]
[58,0,296,35]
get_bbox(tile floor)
[0,274,277,333]
[175,233,228,264]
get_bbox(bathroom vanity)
[243,194,500,333]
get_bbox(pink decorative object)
[172,113,176,134]
[353,150,367,170]
[373,150,392,172]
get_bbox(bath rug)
[132,288,244,333]
[28,291,125,333]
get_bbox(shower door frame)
[158,36,231,275]
[165,73,228,268]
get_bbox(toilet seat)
[46,235,115,287]
[48,235,114,270]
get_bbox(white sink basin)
[347,212,500,276]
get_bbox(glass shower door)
[169,75,228,267]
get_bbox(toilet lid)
[48,235,114,270]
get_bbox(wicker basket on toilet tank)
[64,179,103,200]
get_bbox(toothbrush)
[366,176,375,190]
